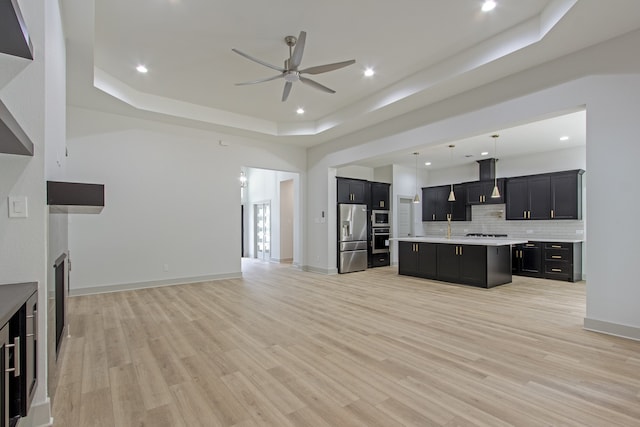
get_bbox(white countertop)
[391,236,529,246]
[511,237,584,243]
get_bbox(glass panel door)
[254,202,270,261]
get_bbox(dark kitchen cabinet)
[370,182,390,209]
[0,284,38,427]
[337,178,368,204]
[506,175,550,220]
[506,170,583,220]
[512,242,543,277]
[436,244,487,286]
[398,241,437,279]
[450,184,471,221]
[422,185,469,221]
[466,179,505,205]
[550,171,583,219]
[543,242,582,282]
[422,186,450,221]
[506,175,549,219]
[1,322,8,427]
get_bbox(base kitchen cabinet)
[397,238,522,288]
[512,242,543,278]
[0,283,38,427]
[398,241,437,279]
[543,242,582,282]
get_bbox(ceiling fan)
[232,31,356,102]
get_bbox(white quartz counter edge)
[391,237,529,246]
[510,238,584,243]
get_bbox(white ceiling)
[61,0,640,152]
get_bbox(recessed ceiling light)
[481,151,489,156]
[424,162,431,166]
[364,68,375,77]
[296,107,305,115]
[136,65,148,73]
[560,136,569,141]
[482,0,496,12]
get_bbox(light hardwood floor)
[51,260,640,426]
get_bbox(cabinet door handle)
[460,246,463,256]
[551,245,562,249]
[455,246,458,255]
[432,214,435,220]
[551,255,562,259]
[552,268,562,272]
[5,336,20,377]
[381,201,384,208]
[525,244,536,247]
[520,250,523,258]
[523,211,527,219]
[551,209,555,219]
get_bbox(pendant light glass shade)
[413,152,420,203]
[491,134,501,199]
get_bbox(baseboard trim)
[583,317,640,341]
[69,272,242,296]
[302,265,338,275]
[16,397,52,426]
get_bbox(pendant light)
[412,152,420,203]
[447,144,456,202]
[491,134,501,198]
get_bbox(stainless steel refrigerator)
[338,203,368,273]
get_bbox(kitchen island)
[396,237,528,288]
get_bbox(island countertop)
[391,236,529,246]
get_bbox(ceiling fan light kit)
[232,31,356,102]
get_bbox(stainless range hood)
[47,181,105,214]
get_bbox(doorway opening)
[397,196,415,237]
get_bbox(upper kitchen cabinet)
[466,179,505,205]
[422,185,450,221]
[449,184,470,221]
[337,177,368,204]
[506,175,550,220]
[506,170,583,220]
[551,170,584,219]
[370,182,390,209]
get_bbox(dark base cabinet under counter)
[396,237,527,288]
[512,241,583,282]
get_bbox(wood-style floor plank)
[51,259,640,426]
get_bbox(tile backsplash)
[421,204,585,240]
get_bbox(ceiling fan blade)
[299,76,335,94]
[300,59,356,75]
[231,48,285,73]
[282,81,293,102]
[289,31,306,69]
[235,74,283,86]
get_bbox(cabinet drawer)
[545,249,570,262]
[371,253,390,267]
[545,261,571,276]
[544,242,572,250]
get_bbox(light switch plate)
[8,196,28,218]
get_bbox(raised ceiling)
[61,0,640,146]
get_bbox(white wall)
[0,0,66,422]
[66,107,305,294]
[335,165,373,181]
